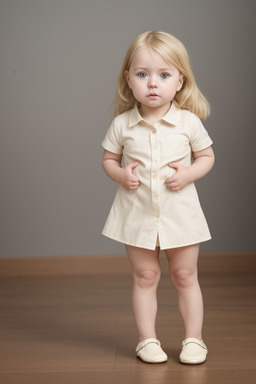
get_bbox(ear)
[177,74,184,92]
[125,70,132,89]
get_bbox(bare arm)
[166,146,215,191]
[102,150,140,190]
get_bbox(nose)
[148,75,158,89]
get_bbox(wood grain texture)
[0,254,255,383]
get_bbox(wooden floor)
[0,253,255,384]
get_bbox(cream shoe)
[179,338,208,364]
[136,338,168,363]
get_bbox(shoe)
[179,338,208,364]
[136,338,168,363]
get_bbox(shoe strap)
[136,338,160,353]
[182,338,207,350]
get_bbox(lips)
[148,93,158,97]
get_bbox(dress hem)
[102,231,211,250]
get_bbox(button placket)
[150,128,161,220]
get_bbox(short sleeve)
[190,115,213,152]
[102,118,123,155]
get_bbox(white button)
[153,158,157,163]
[152,129,157,134]
[153,193,158,199]
[152,174,157,179]
[154,211,160,218]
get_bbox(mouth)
[148,93,159,97]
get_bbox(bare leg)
[165,244,204,340]
[125,244,161,342]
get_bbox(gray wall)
[0,0,255,258]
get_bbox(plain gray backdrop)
[0,0,255,258]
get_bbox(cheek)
[130,81,144,96]
[166,80,182,96]
[164,87,178,99]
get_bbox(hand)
[118,161,140,190]
[166,162,192,191]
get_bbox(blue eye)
[138,72,147,78]
[160,73,170,79]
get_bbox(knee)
[135,269,161,289]
[170,268,197,289]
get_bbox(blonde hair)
[114,31,210,120]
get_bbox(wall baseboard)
[0,253,255,277]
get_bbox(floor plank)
[0,254,255,383]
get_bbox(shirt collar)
[161,102,181,126]
[129,104,144,127]
[129,102,181,128]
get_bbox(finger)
[129,161,139,170]
[168,183,179,190]
[130,183,139,190]
[131,176,139,183]
[166,176,177,184]
[168,162,180,170]
[167,181,179,189]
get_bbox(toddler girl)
[102,31,214,364]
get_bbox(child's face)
[125,46,183,114]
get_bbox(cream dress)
[102,102,213,250]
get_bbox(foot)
[136,338,168,364]
[179,338,208,364]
